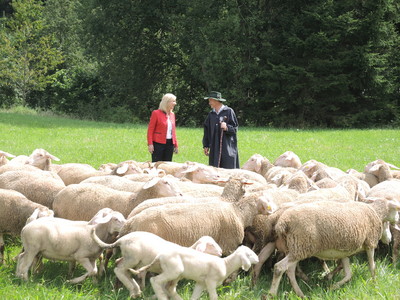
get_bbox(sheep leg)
[0,234,4,264]
[114,266,142,298]
[68,258,97,284]
[269,255,289,296]
[286,260,304,298]
[391,225,400,264]
[204,281,218,300]
[252,241,276,284]
[150,275,172,300]
[331,257,351,289]
[165,279,183,300]
[366,248,376,278]
[16,251,38,280]
[190,283,205,300]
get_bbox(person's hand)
[221,121,227,131]
[148,145,154,154]
[174,147,178,154]
[203,147,209,156]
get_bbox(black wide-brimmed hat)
[204,91,226,102]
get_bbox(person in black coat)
[202,91,240,169]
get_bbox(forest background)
[0,0,399,128]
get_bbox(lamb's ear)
[89,208,113,225]
[26,208,40,224]
[239,251,252,271]
[143,176,161,189]
[194,242,207,253]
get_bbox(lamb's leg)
[114,265,142,298]
[204,281,218,300]
[150,275,171,300]
[165,279,182,300]
[16,251,38,280]
[68,258,97,284]
[331,257,352,289]
[190,283,205,300]
[269,255,295,297]
[252,242,276,285]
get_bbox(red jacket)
[147,109,178,147]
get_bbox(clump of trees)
[0,0,399,128]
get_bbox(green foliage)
[0,0,63,106]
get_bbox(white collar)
[213,104,225,115]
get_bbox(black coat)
[202,105,240,169]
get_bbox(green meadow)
[0,108,399,299]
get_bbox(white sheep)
[127,175,253,218]
[119,191,273,256]
[55,163,111,185]
[91,230,222,298]
[0,188,53,264]
[273,151,302,169]
[132,245,259,300]
[0,150,15,166]
[53,175,183,220]
[8,148,60,170]
[241,153,274,179]
[267,198,400,298]
[80,175,144,193]
[0,169,66,208]
[16,208,126,283]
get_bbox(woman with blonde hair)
[147,93,178,162]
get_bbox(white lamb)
[132,245,259,300]
[16,208,126,283]
[91,230,222,298]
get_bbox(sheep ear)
[239,251,252,271]
[195,243,207,253]
[157,169,166,177]
[181,164,199,174]
[143,177,161,189]
[387,163,400,170]
[26,208,40,224]
[255,158,262,173]
[47,152,60,161]
[89,208,113,224]
[116,163,129,175]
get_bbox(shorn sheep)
[16,208,126,283]
[0,188,54,264]
[119,191,274,255]
[267,198,400,298]
[132,245,259,300]
[91,230,223,298]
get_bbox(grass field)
[0,108,400,299]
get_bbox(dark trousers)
[152,139,174,162]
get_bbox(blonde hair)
[159,93,176,113]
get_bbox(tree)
[0,0,63,106]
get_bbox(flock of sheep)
[0,148,400,299]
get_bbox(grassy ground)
[0,108,400,299]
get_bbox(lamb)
[118,191,274,256]
[267,198,400,298]
[16,208,126,283]
[91,230,223,298]
[0,169,66,208]
[132,245,259,300]
[53,175,183,220]
[0,150,15,166]
[273,151,302,169]
[0,188,54,264]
